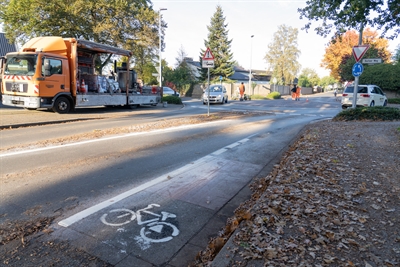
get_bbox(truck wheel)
[53,96,71,114]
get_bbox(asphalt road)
[0,93,342,266]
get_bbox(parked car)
[341,84,387,109]
[202,84,228,104]
[162,87,180,97]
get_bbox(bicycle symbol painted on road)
[100,204,179,244]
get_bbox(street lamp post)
[249,35,254,95]
[159,8,167,90]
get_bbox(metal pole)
[352,24,363,109]
[207,68,210,116]
[159,8,167,91]
[249,35,254,96]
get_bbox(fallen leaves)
[193,121,400,266]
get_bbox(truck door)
[41,57,66,97]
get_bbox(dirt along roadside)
[194,120,400,267]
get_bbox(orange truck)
[0,36,160,113]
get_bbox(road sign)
[203,47,214,60]
[353,45,369,62]
[202,60,214,68]
[362,58,382,65]
[352,62,364,77]
[152,73,159,77]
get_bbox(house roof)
[0,33,17,56]
[182,59,272,82]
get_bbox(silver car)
[202,85,228,104]
[163,87,180,97]
[341,84,388,109]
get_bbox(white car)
[341,85,388,109]
[162,87,180,97]
[202,85,228,104]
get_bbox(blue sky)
[152,0,400,77]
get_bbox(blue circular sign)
[352,62,364,77]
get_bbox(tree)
[0,0,161,76]
[298,68,320,87]
[141,62,158,85]
[393,44,400,64]
[298,0,399,40]
[360,63,400,91]
[322,28,392,80]
[160,46,198,94]
[264,25,301,85]
[199,5,234,83]
[320,76,339,89]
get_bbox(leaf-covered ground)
[194,121,400,267]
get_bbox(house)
[184,58,272,84]
[185,58,276,97]
[0,33,17,56]
[183,57,202,79]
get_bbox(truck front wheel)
[53,96,71,114]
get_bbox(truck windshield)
[4,54,38,76]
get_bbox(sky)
[151,0,400,78]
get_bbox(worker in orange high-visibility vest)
[295,86,301,101]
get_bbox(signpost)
[202,47,214,116]
[352,62,364,77]
[362,58,382,65]
[351,45,369,108]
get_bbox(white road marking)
[58,134,257,227]
[0,120,231,158]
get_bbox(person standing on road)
[296,86,301,101]
[291,85,297,100]
[239,82,245,101]
[334,88,338,101]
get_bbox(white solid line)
[58,175,168,227]
[212,148,227,155]
[0,120,230,158]
[58,134,257,227]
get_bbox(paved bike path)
[51,135,265,266]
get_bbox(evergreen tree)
[199,5,234,83]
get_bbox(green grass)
[250,94,268,100]
[248,92,281,100]
[388,98,400,104]
[162,95,182,104]
[333,106,400,121]
[266,91,281,99]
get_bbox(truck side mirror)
[44,59,51,76]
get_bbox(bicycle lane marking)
[58,133,258,228]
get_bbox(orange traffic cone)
[80,79,86,93]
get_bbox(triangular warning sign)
[203,47,214,60]
[353,45,369,62]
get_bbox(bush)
[333,106,400,121]
[267,91,281,99]
[251,94,267,100]
[388,98,400,104]
[162,95,182,104]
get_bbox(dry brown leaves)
[0,217,54,246]
[194,121,400,266]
